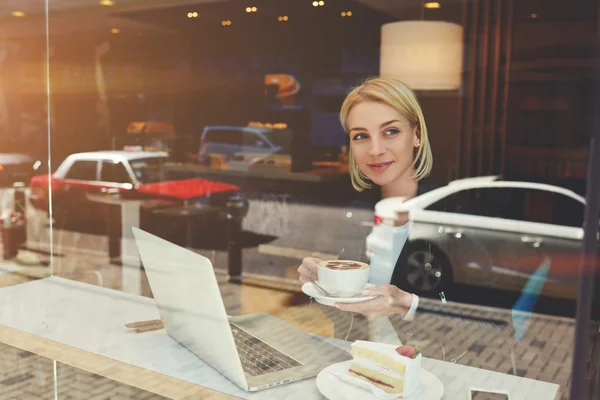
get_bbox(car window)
[64,160,98,181]
[129,157,165,184]
[262,129,292,153]
[203,129,244,145]
[425,187,525,220]
[243,131,263,147]
[523,190,585,228]
[100,161,132,184]
[427,187,584,227]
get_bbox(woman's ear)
[414,127,421,148]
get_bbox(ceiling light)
[99,0,115,5]
[11,11,26,17]
[424,2,441,8]
[252,7,257,12]
[192,12,198,17]
[283,16,288,21]
[530,13,538,19]
[312,1,318,6]
[187,12,193,18]
[246,7,252,12]
[341,12,346,17]
[319,1,325,5]
[222,20,232,26]
[347,11,352,16]
[110,28,121,34]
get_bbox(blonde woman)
[298,77,437,321]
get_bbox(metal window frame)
[569,4,600,396]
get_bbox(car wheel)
[402,242,453,296]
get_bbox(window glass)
[64,160,97,181]
[100,161,132,184]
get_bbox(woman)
[298,77,437,321]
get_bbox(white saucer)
[301,282,377,306]
[316,360,444,400]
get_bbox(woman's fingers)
[297,263,317,282]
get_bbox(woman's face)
[347,100,418,187]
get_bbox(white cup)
[317,260,370,297]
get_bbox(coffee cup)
[317,260,370,297]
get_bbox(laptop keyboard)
[230,325,302,376]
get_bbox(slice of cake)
[348,341,421,398]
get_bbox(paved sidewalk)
[0,343,166,400]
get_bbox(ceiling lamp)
[11,11,26,17]
[99,0,115,6]
[380,21,463,90]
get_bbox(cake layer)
[351,346,408,375]
[348,364,405,395]
[352,341,421,366]
[351,357,404,379]
[350,340,422,398]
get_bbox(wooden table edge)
[0,323,243,400]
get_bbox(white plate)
[302,282,378,306]
[316,360,444,400]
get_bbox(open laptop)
[132,227,350,392]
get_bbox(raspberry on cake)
[348,341,421,398]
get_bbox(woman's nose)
[368,139,385,157]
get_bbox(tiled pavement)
[0,344,166,399]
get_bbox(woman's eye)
[384,128,400,135]
[352,133,367,140]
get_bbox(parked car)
[0,153,42,187]
[368,176,593,300]
[197,124,292,165]
[29,151,243,225]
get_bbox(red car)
[29,150,241,224]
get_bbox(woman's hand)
[297,257,322,284]
[335,284,414,320]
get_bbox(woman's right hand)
[297,257,322,284]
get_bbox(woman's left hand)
[335,284,413,320]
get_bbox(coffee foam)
[319,260,369,271]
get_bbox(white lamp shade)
[380,21,464,90]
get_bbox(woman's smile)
[367,161,394,172]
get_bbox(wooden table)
[0,276,561,399]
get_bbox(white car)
[369,176,590,300]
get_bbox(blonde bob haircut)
[340,77,433,192]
